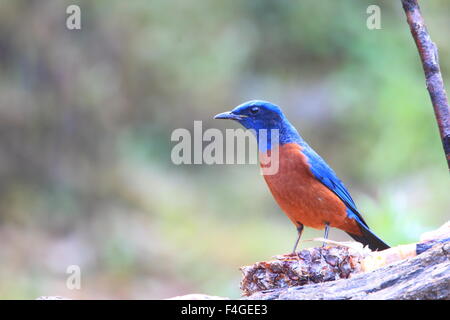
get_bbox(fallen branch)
[243,242,449,300]
[240,222,450,300]
[401,0,450,170]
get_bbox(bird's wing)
[301,146,369,227]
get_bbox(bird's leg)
[292,224,304,254]
[322,222,330,247]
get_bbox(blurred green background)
[0,0,449,299]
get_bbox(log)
[243,242,448,300]
[241,222,450,300]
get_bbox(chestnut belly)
[260,143,361,235]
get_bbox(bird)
[214,100,390,252]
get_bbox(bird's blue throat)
[239,119,304,153]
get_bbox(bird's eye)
[250,107,259,115]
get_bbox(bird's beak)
[214,111,247,121]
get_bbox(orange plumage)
[260,143,362,236]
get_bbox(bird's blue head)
[214,100,302,150]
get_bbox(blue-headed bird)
[215,100,389,251]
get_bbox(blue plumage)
[214,100,390,250]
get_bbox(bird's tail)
[347,222,390,251]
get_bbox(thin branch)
[401,0,450,170]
